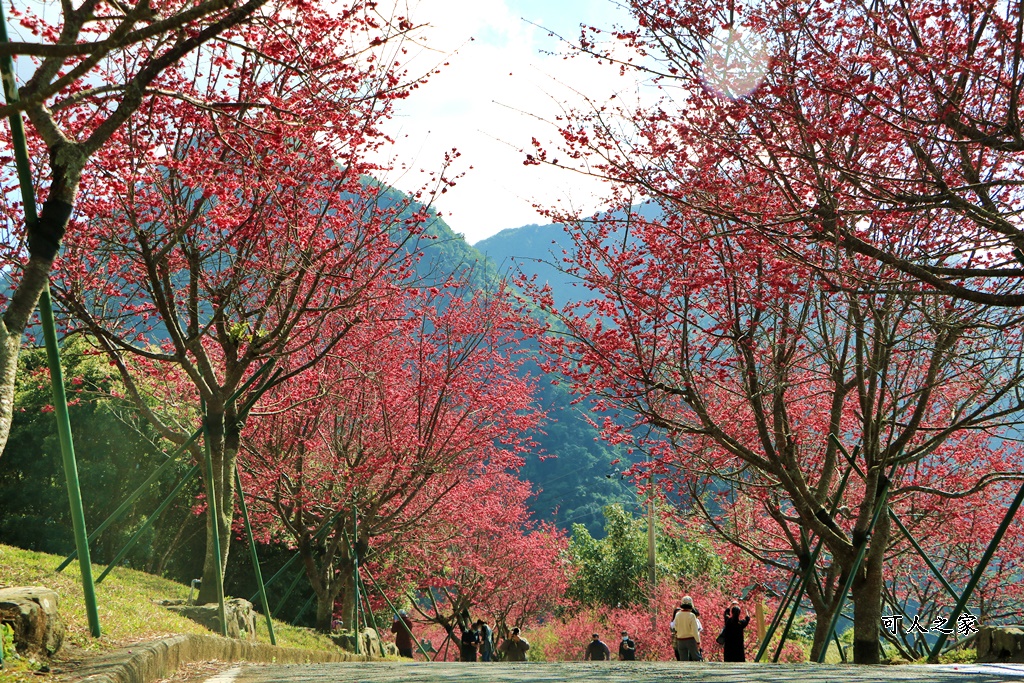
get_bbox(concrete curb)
[69,634,369,683]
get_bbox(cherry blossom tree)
[0,0,422,456]
[532,211,1024,662]
[543,0,1024,306]
[49,2,443,603]
[878,474,1024,659]
[402,472,568,650]
[240,283,543,631]
[523,0,1024,664]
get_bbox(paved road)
[197,661,1024,683]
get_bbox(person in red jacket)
[391,610,415,658]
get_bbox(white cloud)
[376,0,636,244]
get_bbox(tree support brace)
[249,506,347,604]
[927,478,1024,662]
[356,572,387,657]
[58,360,277,573]
[272,564,307,619]
[235,465,276,645]
[815,467,896,663]
[755,458,855,662]
[0,9,100,638]
[96,464,200,583]
[360,565,431,659]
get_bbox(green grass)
[0,543,339,662]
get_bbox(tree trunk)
[338,554,357,633]
[809,608,834,662]
[313,580,347,633]
[850,511,890,664]
[0,257,67,457]
[0,333,24,458]
[802,558,835,662]
[335,526,371,633]
[0,152,79,458]
[196,410,237,605]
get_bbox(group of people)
[583,596,752,663]
[391,613,531,662]
[389,596,751,663]
[671,595,751,662]
[460,621,530,662]
[584,631,636,660]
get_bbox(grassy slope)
[0,543,337,658]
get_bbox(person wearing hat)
[390,609,415,659]
[671,595,702,661]
[498,627,530,661]
[670,600,701,660]
[585,632,611,660]
[618,630,636,660]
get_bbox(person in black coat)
[460,622,481,662]
[721,603,751,662]
[618,630,636,660]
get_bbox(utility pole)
[647,465,657,631]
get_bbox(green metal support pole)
[833,628,846,663]
[253,508,346,604]
[234,467,276,645]
[771,569,811,662]
[58,437,193,572]
[0,12,100,638]
[755,572,800,662]
[42,297,102,636]
[58,360,277,572]
[291,592,316,626]
[357,573,387,657]
[927,478,1024,662]
[353,508,361,655]
[253,553,302,605]
[360,566,430,659]
[756,463,855,662]
[201,403,228,637]
[757,573,802,663]
[96,465,200,583]
[772,558,850,663]
[815,472,893,663]
[890,511,961,604]
[273,566,307,619]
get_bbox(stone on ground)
[0,586,65,656]
[977,625,1024,663]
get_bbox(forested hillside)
[409,205,636,535]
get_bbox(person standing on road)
[390,610,415,659]
[672,596,702,661]
[721,602,751,662]
[498,627,531,661]
[476,619,495,662]
[618,630,636,660]
[460,621,481,662]
[671,600,701,660]
[585,633,611,661]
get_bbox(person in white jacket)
[671,596,702,661]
